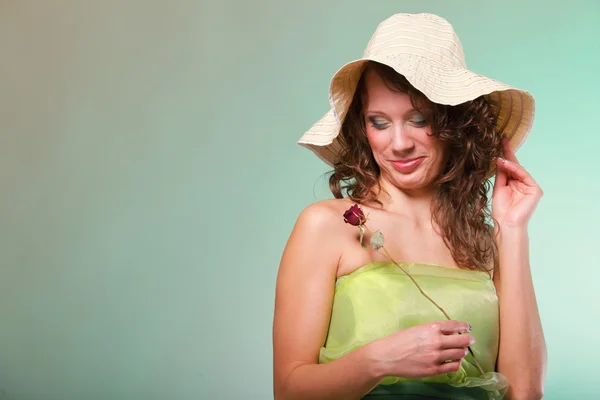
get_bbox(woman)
[273,13,546,400]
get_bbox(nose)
[390,124,415,153]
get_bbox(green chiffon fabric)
[319,262,508,400]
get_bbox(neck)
[373,177,438,223]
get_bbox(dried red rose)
[343,204,366,226]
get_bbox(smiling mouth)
[390,157,425,172]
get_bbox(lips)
[390,157,425,173]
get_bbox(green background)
[1,1,598,399]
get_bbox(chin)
[390,177,428,190]
[396,180,431,191]
[387,171,436,191]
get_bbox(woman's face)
[363,70,447,192]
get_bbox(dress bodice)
[319,262,508,399]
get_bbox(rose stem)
[363,223,488,380]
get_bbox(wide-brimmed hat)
[298,13,535,170]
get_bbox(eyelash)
[367,116,428,130]
[368,117,389,130]
[412,118,428,127]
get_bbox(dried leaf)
[370,230,384,250]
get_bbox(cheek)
[365,129,388,153]
[421,132,443,155]
[428,139,448,167]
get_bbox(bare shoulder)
[292,198,352,235]
[279,198,354,273]
[298,198,354,223]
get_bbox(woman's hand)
[492,137,543,230]
[367,320,474,379]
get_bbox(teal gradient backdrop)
[1,1,598,399]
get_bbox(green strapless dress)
[319,262,508,400]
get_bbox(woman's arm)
[491,138,547,400]
[272,203,383,400]
[494,228,546,400]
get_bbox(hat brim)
[298,56,535,177]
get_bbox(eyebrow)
[365,108,420,115]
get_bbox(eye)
[410,114,428,127]
[367,116,390,130]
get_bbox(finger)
[493,160,508,190]
[496,158,538,188]
[437,348,469,364]
[501,136,520,165]
[437,321,472,335]
[440,333,475,349]
[436,360,461,374]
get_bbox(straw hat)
[298,13,535,171]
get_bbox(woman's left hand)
[492,137,543,230]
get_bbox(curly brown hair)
[329,61,502,272]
